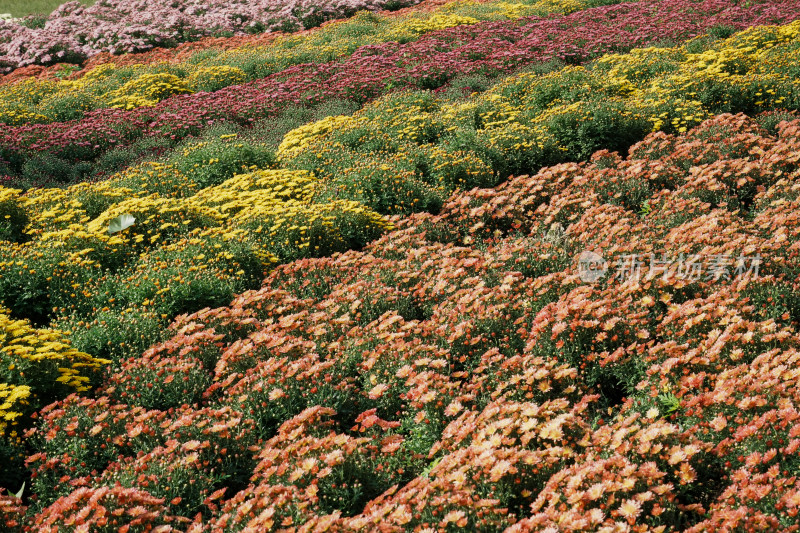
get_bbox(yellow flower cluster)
[0,79,59,123]
[595,47,685,86]
[0,102,49,125]
[107,72,193,109]
[724,19,800,50]
[197,170,390,251]
[483,120,552,153]
[478,21,800,137]
[388,13,479,37]
[85,195,222,242]
[79,62,117,83]
[2,151,391,311]
[485,2,543,19]
[473,20,800,139]
[23,181,138,238]
[277,115,362,158]
[108,94,160,110]
[12,140,303,245]
[0,78,58,107]
[0,187,22,212]
[234,198,391,255]
[0,187,27,239]
[423,145,494,187]
[194,168,320,212]
[280,97,494,196]
[0,383,30,435]
[364,92,445,143]
[275,19,800,207]
[537,0,588,13]
[110,161,202,197]
[0,312,108,382]
[186,65,248,93]
[438,0,588,20]
[0,308,111,435]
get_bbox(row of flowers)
[0,0,428,72]
[0,0,592,125]
[3,111,798,530]
[274,18,800,216]
[0,0,503,85]
[2,0,795,186]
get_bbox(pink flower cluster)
[0,0,421,72]
[2,0,798,173]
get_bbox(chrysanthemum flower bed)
[2,0,800,529]
[0,0,428,72]
[0,0,578,123]
[3,111,798,530]
[279,19,800,215]
[2,0,797,186]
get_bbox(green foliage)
[312,156,447,215]
[187,66,248,93]
[707,24,737,40]
[19,152,91,187]
[17,13,47,29]
[518,68,604,115]
[541,97,652,160]
[591,165,655,212]
[438,73,494,101]
[25,398,164,509]
[0,245,74,324]
[36,91,96,122]
[755,109,799,135]
[55,307,170,363]
[657,391,681,415]
[106,159,198,197]
[471,123,563,179]
[743,278,800,326]
[93,247,257,321]
[169,137,276,189]
[94,136,174,177]
[0,191,28,243]
[0,435,28,493]
[639,199,652,216]
[53,64,82,80]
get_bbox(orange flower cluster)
[11,112,800,530]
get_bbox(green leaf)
[108,214,135,234]
[657,392,681,414]
[13,481,24,499]
[421,456,443,479]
